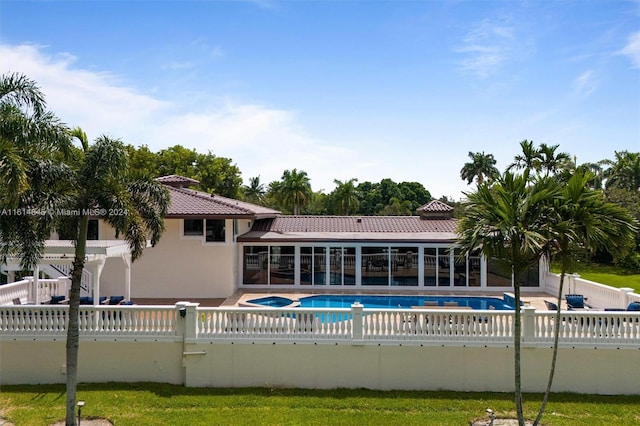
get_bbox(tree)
[272,169,312,215]
[0,73,71,211]
[604,150,640,192]
[195,152,242,198]
[330,178,359,215]
[460,151,499,185]
[125,144,158,178]
[0,72,71,268]
[508,140,540,172]
[242,176,266,205]
[156,145,198,178]
[378,196,413,216]
[61,131,169,425]
[533,170,637,425]
[457,171,558,425]
[537,143,572,177]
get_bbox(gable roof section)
[164,185,280,219]
[155,175,199,188]
[238,215,458,243]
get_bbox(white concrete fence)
[2,302,639,394]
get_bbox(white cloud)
[457,18,515,78]
[0,43,367,192]
[617,31,640,68]
[573,70,598,98]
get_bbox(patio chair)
[627,301,640,311]
[544,300,559,311]
[108,295,125,305]
[565,294,588,310]
[49,295,67,304]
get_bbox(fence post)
[351,302,364,345]
[24,276,34,304]
[176,302,199,341]
[522,306,536,344]
[57,276,71,298]
[619,288,634,308]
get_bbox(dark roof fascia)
[237,232,457,244]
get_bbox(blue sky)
[1,0,639,199]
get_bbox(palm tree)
[0,73,71,210]
[459,151,499,185]
[507,139,540,172]
[537,143,572,177]
[457,171,559,426]
[331,178,359,215]
[604,151,640,192]
[55,131,169,424]
[243,176,266,205]
[273,169,312,215]
[533,170,637,425]
[0,73,71,268]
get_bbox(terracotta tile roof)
[417,200,454,213]
[163,186,280,219]
[238,215,458,243]
[155,175,199,187]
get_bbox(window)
[183,219,204,236]
[205,220,225,243]
[183,219,226,242]
[87,219,99,240]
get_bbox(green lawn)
[550,263,640,293]
[1,383,639,425]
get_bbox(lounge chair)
[565,294,588,310]
[108,295,125,305]
[626,301,640,311]
[544,300,558,311]
[49,295,68,304]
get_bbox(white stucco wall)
[3,339,638,394]
[100,219,240,299]
[0,340,184,385]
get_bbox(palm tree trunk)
[513,267,525,426]
[65,215,88,426]
[534,269,567,425]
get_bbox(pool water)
[246,295,514,310]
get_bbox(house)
[1,175,542,302]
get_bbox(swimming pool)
[246,294,515,310]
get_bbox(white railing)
[0,305,178,338]
[533,311,640,344]
[0,279,31,305]
[1,303,638,348]
[362,309,513,343]
[197,307,353,340]
[0,277,69,305]
[47,264,93,296]
[545,272,638,309]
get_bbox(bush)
[616,253,640,273]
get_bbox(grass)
[1,383,639,425]
[550,263,640,293]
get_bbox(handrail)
[3,304,637,348]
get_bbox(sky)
[1,0,639,200]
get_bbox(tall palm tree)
[533,170,637,425]
[537,143,572,177]
[273,169,312,215]
[457,171,559,426]
[508,139,540,172]
[242,176,266,205]
[459,151,499,185]
[603,150,640,192]
[0,73,71,210]
[59,132,169,424]
[0,73,72,268]
[331,178,359,215]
